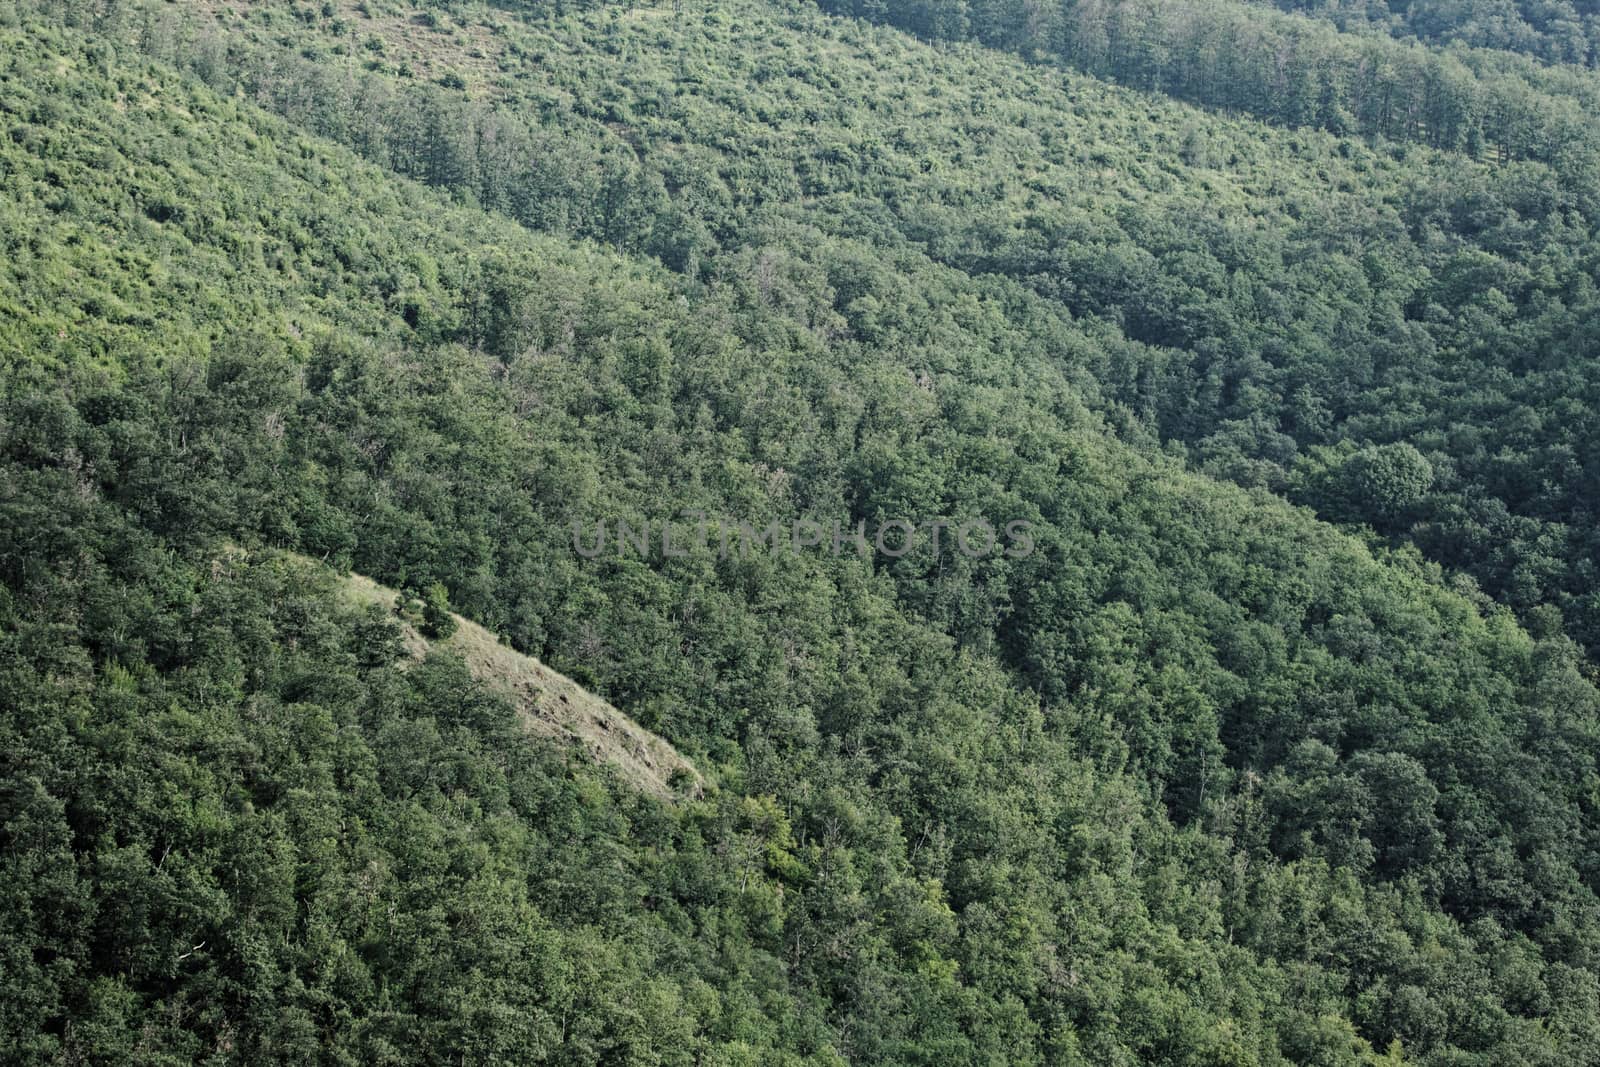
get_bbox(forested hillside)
[807,0,1600,176]
[6,0,1600,1063]
[1262,0,1600,66]
[108,0,1600,662]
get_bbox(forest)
[803,0,1600,193]
[108,0,1600,663]
[1264,0,1600,66]
[5,0,1600,1062]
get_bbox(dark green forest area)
[6,0,1600,1063]
[808,0,1600,175]
[1262,0,1600,67]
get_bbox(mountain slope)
[1258,0,1600,66]
[806,0,1600,175]
[3,5,1600,1064]
[107,0,1600,658]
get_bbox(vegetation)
[1262,0,1600,67]
[4,0,1600,1062]
[102,0,1600,663]
[806,0,1600,178]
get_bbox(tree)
[1342,443,1435,529]
[421,581,458,640]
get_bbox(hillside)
[807,0,1600,174]
[1258,0,1600,66]
[104,0,1600,660]
[4,1,1600,1064]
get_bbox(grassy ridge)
[335,562,703,798]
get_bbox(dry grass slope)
[340,569,703,801]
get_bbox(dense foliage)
[805,0,1600,182]
[1264,0,1600,67]
[6,0,1600,1063]
[98,0,1600,659]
